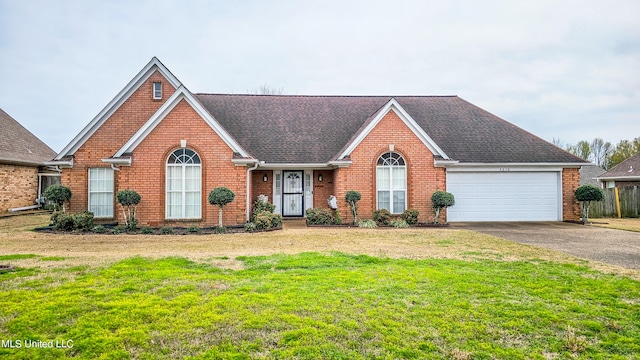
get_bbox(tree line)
[552,136,640,170]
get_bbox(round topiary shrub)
[575,184,604,224]
[431,191,455,224]
[345,190,362,225]
[208,187,235,226]
[43,184,72,212]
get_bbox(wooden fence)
[590,186,640,218]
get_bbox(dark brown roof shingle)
[194,94,587,164]
[0,108,57,165]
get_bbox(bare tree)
[567,140,592,162]
[551,137,566,149]
[249,85,284,95]
[590,138,613,168]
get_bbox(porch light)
[263,174,268,182]
[318,174,323,182]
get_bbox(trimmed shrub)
[306,208,339,225]
[432,191,455,224]
[254,210,281,230]
[215,226,226,234]
[252,200,276,219]
[208,187,235,226]
[43,184,72,212]
[401,209,419,225]
[373,209,392,226]
[187,225,201,233]
[345,190,362,225]
[140,226,154,234]
[160,226,173,235]
[111,225,126,235]
[116,189,141,229]
[390,219,409,228]
[92,225,106,233]
[358,219,377,228]
[575,185,605,224]
[72,211,94,231]
[244,222,257,232]
[51,212,75,231]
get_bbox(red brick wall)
[334,110,446,223]
[251,170,273,205]
[0,164,38,212]
[62,71,248,226]
[64,70,176,215]
[313,170,335,209]
[562,168,581,221]
[119,99,247,227]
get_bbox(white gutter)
[246,161,260,222]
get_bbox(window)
[376,152,406,214]
[88,168,114,218]
[166,148,201,219]
[153,82,162,99]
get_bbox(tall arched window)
[166,148,201,219]
[376,152,406,214]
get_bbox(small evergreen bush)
[373,209,392,226]
[345,190,362,225]
[187,225,201,233]
[215,226,226,234]
[72,211,94,231]
[92,225,106,233]
[358,219,377,228]
[252,200,276,219]
[306,208,339,225]
[140,226,154,234]
[575,185,605,224]
[52,213,75,231]
[160,226,173,235]
[244,222,257,232]
[432,191,455,224]
[254,210,282,230]
[111,225,126,235]
[208,187,235,226]
[401,209,419,225]
[390,219,409,228]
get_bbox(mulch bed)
[34,225,282,235]
[306,222,450,228]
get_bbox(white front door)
[282,171,304,217]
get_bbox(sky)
[0,0,639,153]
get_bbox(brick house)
[596,153,640,188]
[50,58,588,226]
[0,108,58,213]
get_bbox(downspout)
[246,161,260,222]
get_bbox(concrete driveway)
[452,222,640,270]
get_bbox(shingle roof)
[580,165,606,186]
[597,152,640,179]
[0,108,57,165]
[194,94,588,164]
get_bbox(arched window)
[376,152,406,214]
[166,148,201,219]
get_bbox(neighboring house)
[49,58,588,226]
[0,108,59,213]
[595,153,640,188]
[580,165,606,187]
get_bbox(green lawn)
[1,253,638,359]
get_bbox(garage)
[446,171,561,222]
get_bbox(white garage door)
[446,172,560,222]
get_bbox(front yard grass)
[0,214,639,359]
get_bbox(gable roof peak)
[55,57,183,160]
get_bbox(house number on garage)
[499,168,511,172]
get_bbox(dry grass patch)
[592,218,640,232]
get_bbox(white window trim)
[376,152,407,214]
[88,167,114,218]
[153,82,162,100]
[166,149,202,220]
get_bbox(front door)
[282,171,304,217]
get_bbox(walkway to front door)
[282,171,304,217]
